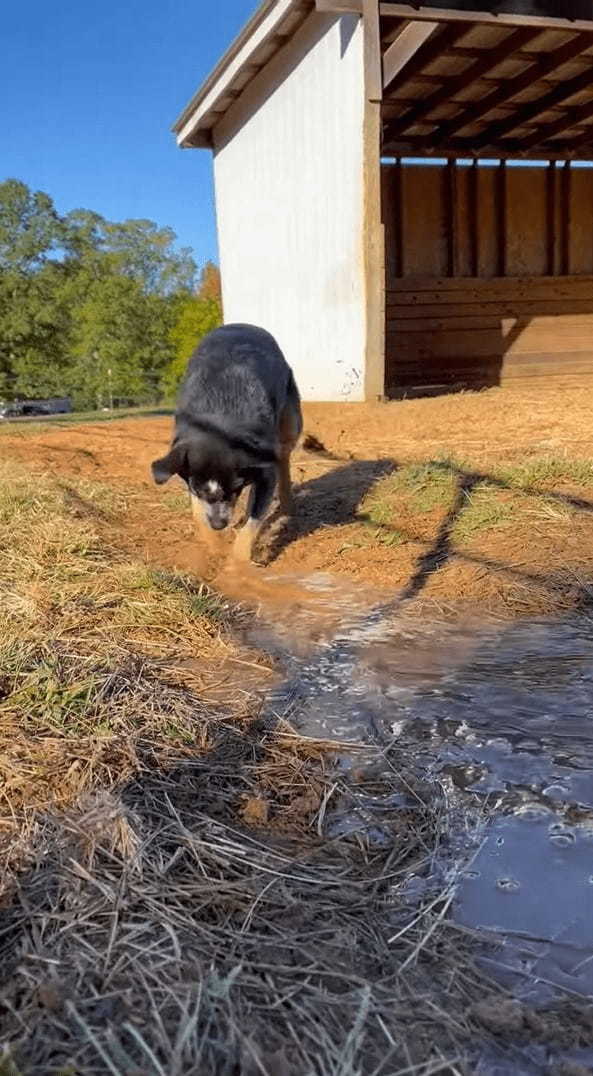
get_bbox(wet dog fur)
[151,324,303,562]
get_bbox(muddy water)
[228,567,593,1010]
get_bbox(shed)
[174,1,593,401]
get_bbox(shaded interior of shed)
[378,5,593,395]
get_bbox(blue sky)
[2,0,258,269]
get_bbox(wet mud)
[218,563,593,1071]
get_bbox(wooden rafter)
[382,22,469,95]
[384,26,536,140]
[469,62,593,151]
[316,0,593,33]
[427,32,593,148]
[383,21,438,91]
[516,97,593,152]
[561,123,593,153]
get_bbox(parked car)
[0,397,72,419]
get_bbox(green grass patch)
[0,405,173,436]
[384,462,458,512]
[497,456,593,491]
[356,455,588,549]
[452,484,518,542]
[359,462,458,530]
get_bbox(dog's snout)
[210,517,229,531]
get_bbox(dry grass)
[0,745,482,1076]
[0,462,260,879]
[2,460,593,1074]
[0,463,487,1074]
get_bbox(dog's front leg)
[190,492,223,555]
[232,468,276,563]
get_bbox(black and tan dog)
[152,324,303,562]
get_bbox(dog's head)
[152,436,263,531]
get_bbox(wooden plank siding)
[383,161,593,395]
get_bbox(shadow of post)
[263,458,396,563]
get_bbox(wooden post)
[363,0,382,103]
[362,0,386,401]
[469,159,479,278]
[561,160,571,275]
[445,159,458,278]
[393,157,404,277]
[497,159,507,277]
[546,160,557,276]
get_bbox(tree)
[63,211,196,296]
[2,263,72,398]
[163,292,222,399]
[0,178,214,409]
[67,276,178,410]
[0,179,62,273]
[197,261,222,302]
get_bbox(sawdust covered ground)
[3,381,593,618]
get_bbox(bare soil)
[3,381,593,617]
[3,386,593,1073]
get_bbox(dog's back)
[177,324,298,451]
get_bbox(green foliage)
[0,179,62,272]
[163,293,222,398]
[0,178,218,410]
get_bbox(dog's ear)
[151,444,187,485]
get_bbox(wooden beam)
[470,63,593,151]
[383,20,438,91]
[384,26,535,140]
[315,0,361,10]
[429,32,592,148]
[363,0,382,102]
[363,0,386,399]
[316,0,593,33]
[516,97,593,152]
[381,136,593,160]
[560,123,593,153]
[382,23,470,96]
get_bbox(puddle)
[457,811,593,998]
[230,566,593,1011]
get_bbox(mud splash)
[220,565,593,1024]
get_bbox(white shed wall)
[212,13,366,402]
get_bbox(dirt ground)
[3,385,593,1073]
[3,381,593,618]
